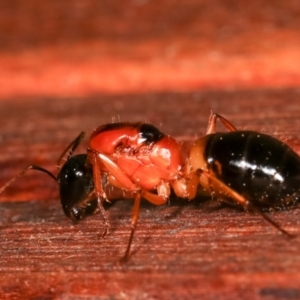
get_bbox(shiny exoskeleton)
[191,131,300,210]
[185,112,299,238]
[58,154,97,221]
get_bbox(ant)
[1,113,299,261]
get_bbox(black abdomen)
[205,131,300,209]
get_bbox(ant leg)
[121,192,142,262]
[197,169,293,238]
[98,153,137,191]
[120,189,169,262]
[206,112,237,134]
[93,151,171,203]
[107,170,169,206]
[172,173,199,200]
[142,190,168,205]
[57,132,86,168]
[89,151,169,260]
[90,152,110,237]
[97,196,110,238]
[246,203,294,238]
[0,165,56,195]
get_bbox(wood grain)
[1,91,300,299]
[1,0,300,298]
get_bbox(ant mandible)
[1,112,299,261]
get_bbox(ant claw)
[119,255,129,264]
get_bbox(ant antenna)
[0,165,57,195]
[56,132,85,169]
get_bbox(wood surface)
[1,0,300,299]
[1,93,300,300]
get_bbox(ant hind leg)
[197,169,293,238]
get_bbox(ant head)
[57,154,98,221]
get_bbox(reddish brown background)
[1,1,300,299]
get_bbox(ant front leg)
[89,152,111,238]
[88,150,170,261]
[206,112,237,134]
[94,151,171,206]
